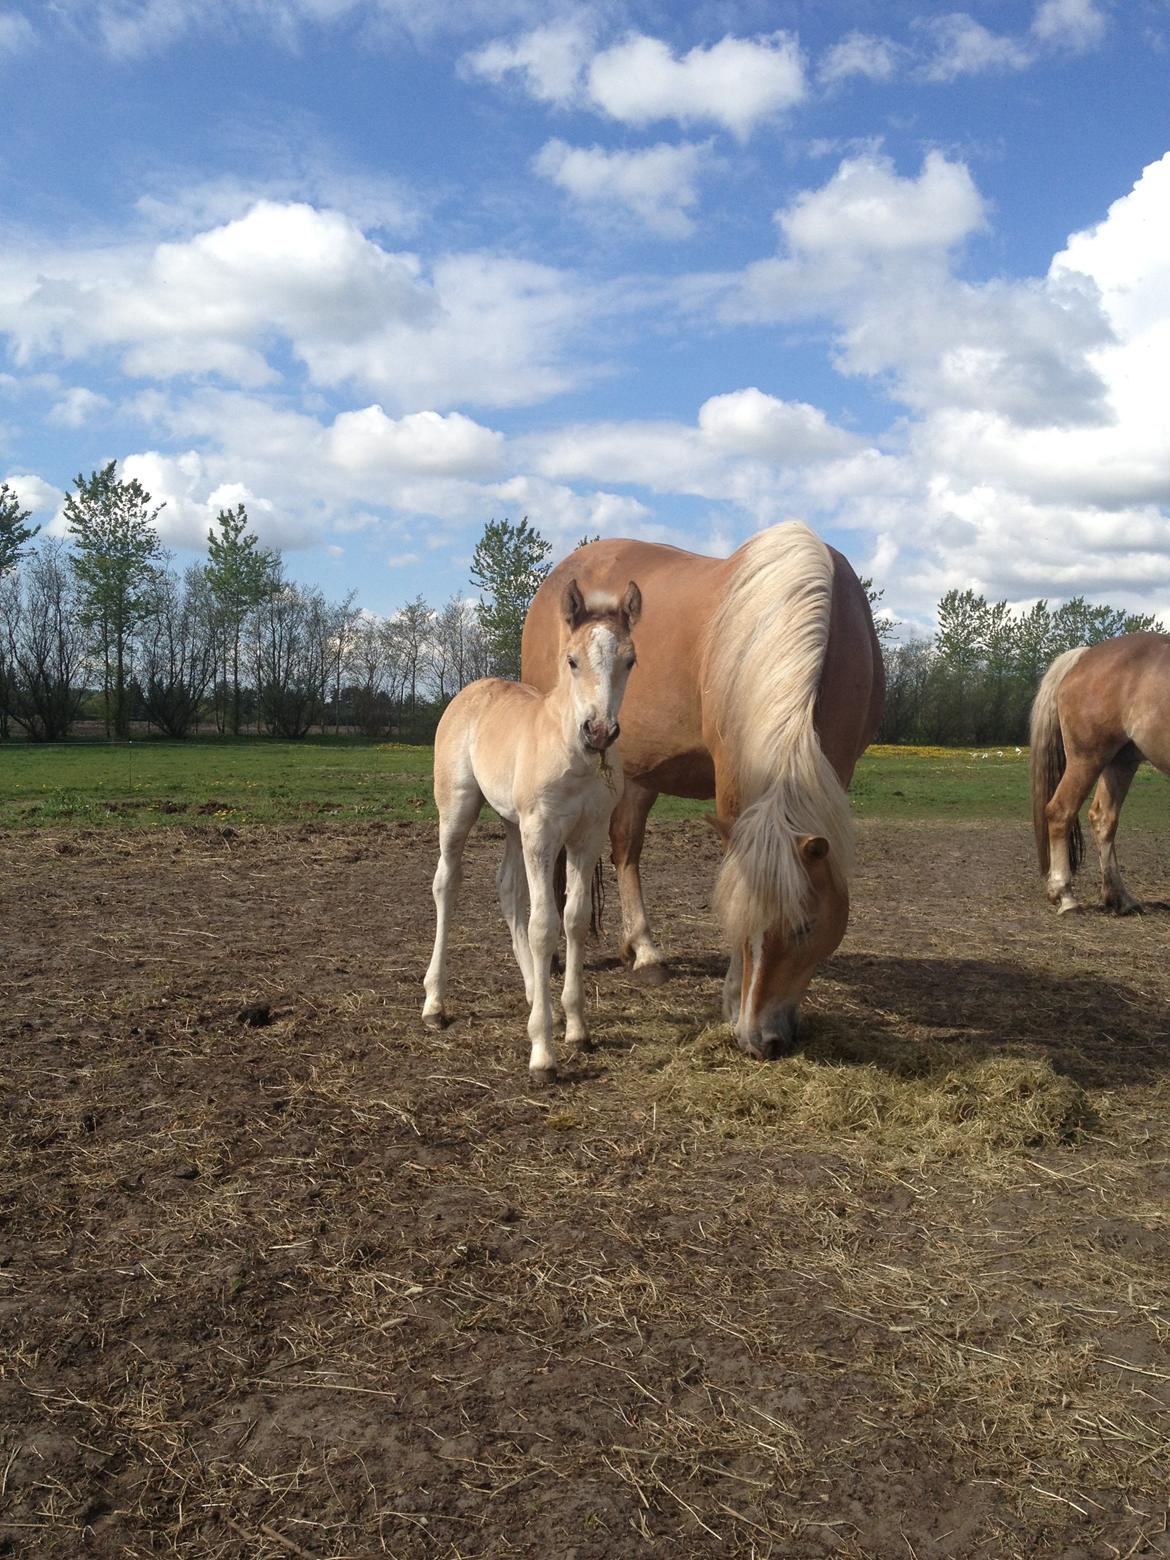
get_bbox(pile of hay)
[644,1022,1092,1157]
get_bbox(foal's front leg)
[520,827,561,1083]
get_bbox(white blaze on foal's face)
[560,578,641,753]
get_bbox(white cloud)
[697,389,858,461]
[777,149,986,257]
[587,31,806,140]
[0,200,598,410]
[818,32,901,86]
[916,14,1032,81]
[48,386,111,427]
[0,471,62,518]
[326,407,505,476]
[534,139,708,237]
[461,20,590,103]
[1032,0,1107,51]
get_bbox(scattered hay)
[646,1022,1093,1156]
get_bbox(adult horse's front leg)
[1089,756,1142,913]
[520,827,561,1083]
[610,777,667,985]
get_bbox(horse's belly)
[625,747,715,799]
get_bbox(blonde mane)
[705,521,854,943]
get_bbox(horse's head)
[709,815,850,1060]
[560,578,641,753]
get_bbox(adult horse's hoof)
[421,1010,449,1031]
[631,961,668,987]
[1107,898,1143,916]
[529,1066,558,1088]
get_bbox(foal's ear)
[621,580,642,628]
[563,577,587,629]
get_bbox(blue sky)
[1,0,1169,631]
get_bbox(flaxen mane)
[704,521,854,943]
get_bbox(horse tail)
[1029,646,1088,876]
[589,858,605,937]
[704,522,854,943]
[555,848,605,936]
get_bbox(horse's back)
[434,677,542,816]
[522,528,883,796]
[1059,632,1170,765]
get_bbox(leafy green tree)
[0,482,38,580]
[205,503,280,736]
[470,515,552,680]
[65,462,166,739]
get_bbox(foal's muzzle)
[583,718,620,751]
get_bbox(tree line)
[875,587,1163,745]
[0,468,554,743]
[2,468,1162,746]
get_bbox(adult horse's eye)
[627,656,636,670]
[567,655,579,670]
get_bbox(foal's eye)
[567,655,579,670]
[627,656,636,670]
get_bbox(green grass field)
[1,737,1167,829]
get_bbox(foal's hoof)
[630,962,668,988]
[421,1010,449,1031]
[529,1066,558,1088]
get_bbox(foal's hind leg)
[1045,753,1100,914]
[422,783,482,1028]
[1089,754,1142,914]
[561,833,606,1052]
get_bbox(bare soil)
[1,817,1169,1559]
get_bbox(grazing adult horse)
[521,522,884,1060]
[1030,631,1170,914]
[423,579,641,1082]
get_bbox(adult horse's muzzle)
[583,718,620,751]
[735,1003,800,1061]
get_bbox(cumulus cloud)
[777,149,985,257]
[534,139,708,237]
[0,471,62,519]
[697,389,859,461]
[326,407,505,476]
[587,31,806,139]
[460,20,589,103]
[0,201,598,410]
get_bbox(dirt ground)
[2,815,1169,1559]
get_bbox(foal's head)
[559,578,641,752]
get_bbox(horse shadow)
[821,952,1170,1087]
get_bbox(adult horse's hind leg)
[610,778,667,985]
[1089,752,1142,914]
[497,821,535,1002]
[1045,752,1101,914]
[422,782,482,1028]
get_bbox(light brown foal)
[1031,631,1170,914]
[423,580,641,1081]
